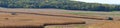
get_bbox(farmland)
[0,8,119,28]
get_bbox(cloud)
[74,0,120,4]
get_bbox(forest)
[0,0,120,11]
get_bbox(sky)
[74,0,120,4]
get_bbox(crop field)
[65,11,120,20]
[87,21,120,28]
[0,13,86,28]
[0,8,119,28]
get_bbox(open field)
[0,8,114,20]
[0,13,85,28]
[65,11,120,20]
[0,8,119,28]
[87,21,120,28]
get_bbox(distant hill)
[0,0,120,11]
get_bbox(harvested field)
[0,8,109,20]
[65,11,120,20]
[0,8,119,28]
[0,13,85,28]
[45,24,85,28]
[87,21,120,28]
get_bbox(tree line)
[0,0,120,11]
